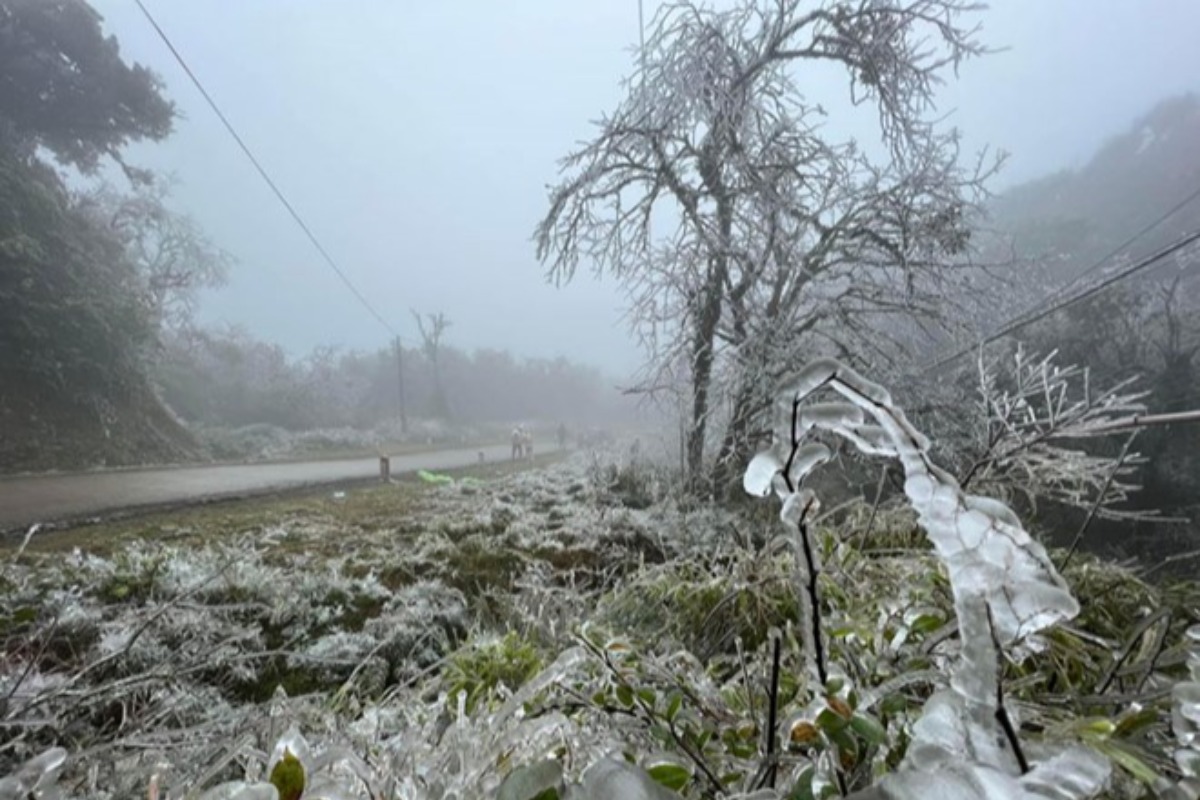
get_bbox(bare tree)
[412,310,453,419]
[80,178,232,329]
[536,0,996,486]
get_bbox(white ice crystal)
[745,359,1109,799]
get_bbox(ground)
[2,448,1198,798]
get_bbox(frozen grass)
[2,442,1199,798]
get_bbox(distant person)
[511,426,524,461]
[556,422,568,450]
[523,429,535,460]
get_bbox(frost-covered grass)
[192,418,511,463]
[2,438,1199,798]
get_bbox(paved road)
[0,443,546,533]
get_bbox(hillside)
[992,94,1200,273]
[0,0,197,474]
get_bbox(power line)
[924,228,1200,373]
[1004,183,1200,327]
[133,0,397,338]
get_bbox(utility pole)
[400,342,409,435]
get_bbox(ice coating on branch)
[745,359,1107,799]
[784,358,894,407]
[799,402,865,431]
[744,443,830,497]
[834,424,899,457]
[744,449,784,496]
[783,358,841,402]
[781,488,820,526]
[787,442,833,486]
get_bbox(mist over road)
[0,443,551,533]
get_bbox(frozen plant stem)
[783,397,828,687]
[989,606,1029,775]
[745,358,1110,798]
[797,519,828,687]
[1058,431,1137,573]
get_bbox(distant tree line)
[155,326,632,433]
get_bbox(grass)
[2,451,566,558]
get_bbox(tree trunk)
[712,378,758,499]
[686,159,733,488]
[686,286,720,487]
[686,206,729,489]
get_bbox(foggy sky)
[89,1,1200,375]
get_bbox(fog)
[85,0,1200,374]
[9,3,1200,792]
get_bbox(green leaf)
[637,687,656,705]
[1113,707,1159,737]
[827,726,860,760]
[788,766,816,800]
[616,684,635,708]
[849,713,888,746]
[664,692,683,723]
[816,708,849,734]
[269,749,305,800]
[646,762,691,792]
[1077,718,1115,740]
[1093,741,1161,785]
[880,694,908,717]
[909,613,945,634]
[726,740,757,758]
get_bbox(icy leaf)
[497,759,564,800]
[645,755,692,792]
[1018,747,1112,799]
[849,713,888,746]
[578,757,681,799]
[195,783,279,800]
[0,747,67,800]
[268,727,311,800]
[744,450,784,497]
[269,750,305,800]
[303,777,361,800]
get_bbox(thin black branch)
[798,520,828,687]
[1057,431,1137,573]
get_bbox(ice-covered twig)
[745,358,1111,798]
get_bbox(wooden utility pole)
[394,336,408,434]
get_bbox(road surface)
[0,443,546,533]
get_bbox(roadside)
[0,441,560,537]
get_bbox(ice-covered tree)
[536,0,997,486]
